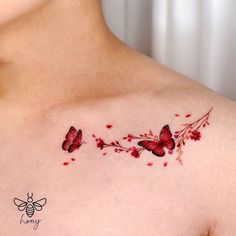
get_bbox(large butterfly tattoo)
[138,125,175,157]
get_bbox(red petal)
[106,124,113,129]
[147,162,153,166]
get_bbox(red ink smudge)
[147,162,153,166]
[63,162,70,166]
[163,162,168,167]
[175,114,180,117]
[185,114,192,118]
[106,124,113,129]
[71,158,76,162]
[102,152,107,156]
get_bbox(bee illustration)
[14,193,47,218]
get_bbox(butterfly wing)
[14,198,28,211]
[163,138,175,150]
[33,198,47,211]
[68,130,82,153]
[73,130,82,146]
[138,140,165,157]
[62,140,70,151]
[62,127,77,151]
[159,125,175,150]
[65,127,77,140]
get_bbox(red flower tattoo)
[130,147,140,158]
[174,108,213,164]
[190,130,201,141]
[96,138,106,149]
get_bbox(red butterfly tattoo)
[62,127,83,153]
[138,125,175,157]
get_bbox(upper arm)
[205,103,236,235]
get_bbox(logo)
[13,193,47,230]
[14,193,47,218]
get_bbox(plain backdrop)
[102,0,236,101]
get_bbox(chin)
[0,0,49,26]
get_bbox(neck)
[0,0,127,113]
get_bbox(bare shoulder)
[124,52,236,232]
[139,54,236,169]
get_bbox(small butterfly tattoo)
[62,126,85,153]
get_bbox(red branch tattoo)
[92,108,213,166]
[174,108,213,164]
[92,134,145,158]
[62,108,213,167]
[93,125,176,164]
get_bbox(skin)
[0,0,50,26]
[0,0,235,235]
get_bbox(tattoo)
[62,126,85,166]
[92,108,213,166]
[13,193,47,230]
[106,124,113,129]
[61,108,213,167]
[174,108,213,164]
[93,125,175,158]
[93,125,175,166]
[62,127,84,153]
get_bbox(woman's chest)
[0,147,211,236]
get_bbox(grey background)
[102,0,236,101]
